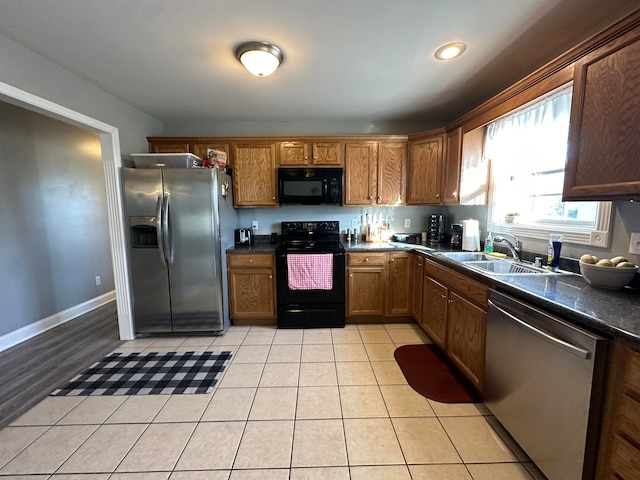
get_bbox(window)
[485,85,611,247]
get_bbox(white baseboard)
[0,291,116,353]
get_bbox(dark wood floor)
[0,301,122,429]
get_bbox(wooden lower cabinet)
[596,339,640,478]
[421,275,448,349]
[227,253,276,324]
[387,252,411,315]
[346,252,411,318]
[411,253,424,321]
[420,258,488,391]
[445,291,486,389]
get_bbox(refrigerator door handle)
[155,195,167,266]
[162,194,174,266]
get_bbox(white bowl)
[579,261,638,289]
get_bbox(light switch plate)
[404,219,411,228]
[630,232,640,254]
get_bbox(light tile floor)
[0,323,547,480]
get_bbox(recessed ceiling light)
[434,42,467,61]
[235,41,284,77]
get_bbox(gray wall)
[239,204,488,240]
[0,101,114,337]
[0,32,163,339]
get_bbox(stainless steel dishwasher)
[485,290,608,480]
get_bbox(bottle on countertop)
[484,232,494,254]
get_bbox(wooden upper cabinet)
[443,128,462,205]
[149,142,190,153]
[345,143,377,205]
[459,127,488,205]
[563,24,640,200]
[377,142,407,205]
[407,133,445,204]
[232,143,277,207]
[278,142,311,166]
[313,142,343,165]
[278,141,343,166]
[192,143,231,166]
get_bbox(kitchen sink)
[437,252,496,262]
[465,260,556,275]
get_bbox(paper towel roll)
[462,219,480,251]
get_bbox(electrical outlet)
[252,220,258,231]
[404,219,411,228]
[630,232,640,254]
[95,276,101,286]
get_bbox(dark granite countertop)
[227,239,640,345]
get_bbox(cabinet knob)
[304,156,309,160]
[441,294,446,299]
[249,259,253,263]
[269,275,273,279]
[369,195,373,199]
[435,193,440,198]
[365,258,369,262]
[349,273,353,277]
[391,258,395,263]
[448,299,453,304]
[378,196,382,200]
[312,156,317,160]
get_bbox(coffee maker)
[450,224,463,249]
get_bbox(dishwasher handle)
[488,299,591,359]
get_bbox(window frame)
[485,84,612,248]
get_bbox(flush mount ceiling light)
[235,41,284,77]
[434,42,467,60]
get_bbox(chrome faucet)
[493,233,523,262]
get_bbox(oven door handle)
[277,252,345,258]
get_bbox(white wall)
[0,34,162,153]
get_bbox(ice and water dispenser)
[129,217,159,248]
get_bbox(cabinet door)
[387,252,411,315]
[407,135,444,204]
[312,142,343,165]
[347,266,386,315]
[411,255,424,321]
[345,143,377,205]
[192,143,231,166]
[377,142,407,205]
[446,291,486,390]
[421,275,448,349]
[233,143,277,207]
[443,128,462,205]
[564,26,640,200]
[149,142,190,153]
[228,269,275,319]
[279,142,310,166]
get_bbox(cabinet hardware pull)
[272,196,276,200]
[269,275,273,279]
[365,258,369,262]
[435,193,440,198]
[441,294,446,299]
[391,259,394,262]
[249,259,253,263]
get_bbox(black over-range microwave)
[278,168,343,205]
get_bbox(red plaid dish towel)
[287,254,333,290]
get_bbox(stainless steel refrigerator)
[122,167,238,334]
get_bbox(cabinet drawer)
[347,252,386,266]
[610,433,640,479]
[228,253,274,268]
[425,259,489,308]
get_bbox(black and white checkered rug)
[51,351,232,396]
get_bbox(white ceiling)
[0,0,637,132]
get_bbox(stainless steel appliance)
[275,221,345,328]
[450,224,462,249]
[278,168,343,205]
[234,228,254,246]
[485,290,608,480]
[122,167,238,334]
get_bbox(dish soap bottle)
[484,232,494,254]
